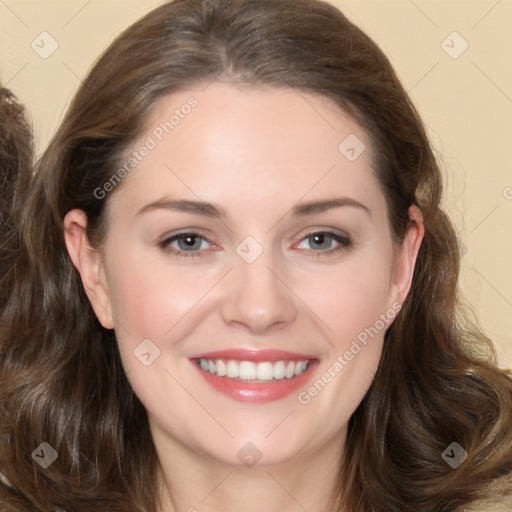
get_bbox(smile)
[190,349,318,403]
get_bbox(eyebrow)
[292,197,370,216]
[137,199,225,218]
[136,197,370,218]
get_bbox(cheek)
[104,254,219,419]
[105,248,219,349]
[292,251,395,419]
[293,247,394,350]
[288,253,395,435]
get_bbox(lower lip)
[191,360,319,403]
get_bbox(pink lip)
[190,348,316,362]
[190,349,319,403]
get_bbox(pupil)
[311,233,330,249]
[179,235,199,250]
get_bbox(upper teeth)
[198,358,310,381]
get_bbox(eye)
[158,232,215,258]
[157,230,351,260]
[295,231,351,255]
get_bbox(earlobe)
[63,209,114,329]
[392,205,425,306]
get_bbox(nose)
[219,250,297,335]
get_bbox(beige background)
[1,0,511,368]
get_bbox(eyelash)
[158,231,352,259]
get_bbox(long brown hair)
[1,1,511,510]
[0,88,33,309]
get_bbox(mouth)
[190,349,318,403]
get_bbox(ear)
[63,209,114,329]
[389,205,425,306]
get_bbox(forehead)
[109,83,384,218]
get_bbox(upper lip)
[190,348,317,363]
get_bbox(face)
[65,83,422,469]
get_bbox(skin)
[64,83,424,512]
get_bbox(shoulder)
[459,472,512,512]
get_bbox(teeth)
[198,358,310,381]
[294,360,308,376]
[216,360,226,377]
[226,360,239,378]
[256,362,274,381]
[273,360,286,380]
[239,361,256,380]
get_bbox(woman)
[1,0,511,510]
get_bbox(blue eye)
[158,230,351,259]
[296,231,351,255]
[159,233,212,258]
